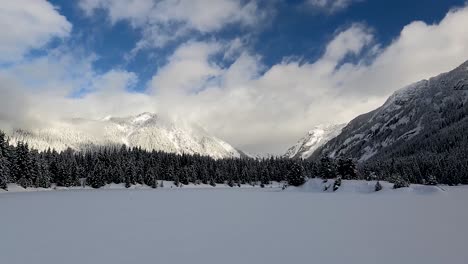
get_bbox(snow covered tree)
[88,159,106,188]
[0,131,9,159]
[337,158,357,180]
[227,178,234,187]
[0,152,8,190]
[209,178,216,187]
[173,176,180,187]
[391,174,410,189]
[425,175,438,186]
[125,175,131,188]
[179,167,189,185]
[287,162,306,187]
[333,177,342,192]
[319,156,337,179]
[125,163,136,186]
[34,158,51,188]
[12,142,33,188]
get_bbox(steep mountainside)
[312,60,468,165]
[284,124,346,159]
[9,113,241,159]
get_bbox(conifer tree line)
[2,129,459,192]
[1,131,320,190]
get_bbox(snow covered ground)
[1,181,468,264]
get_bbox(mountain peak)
[285,123,346,159]
[132,112,157,124]
[8,112,241,159]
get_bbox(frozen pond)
[1,187,468,264]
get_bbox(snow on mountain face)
[9,113,241,159]
[313,60,468,162]
[284,124,346,159]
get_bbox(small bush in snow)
[125,177,131,188]
[227,179,234,187]
[375,181,383,192]
[209,178,216,187]
[333,177,342,192]
[151,177,158,189]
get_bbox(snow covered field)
[1,182,468,264]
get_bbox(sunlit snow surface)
[1,182,468,264]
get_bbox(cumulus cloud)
[79,0,270,50]
[3,2,468,155]
[146,25,375,154]
[0,46,148,131]
[0,0,71,62]
[146,6,468,154]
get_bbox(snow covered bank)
[0,181,284,194]
[288,178,446,195]
[1,179,449,195]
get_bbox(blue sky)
[1,0,468,154]
[42,0,466,92]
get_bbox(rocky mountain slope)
[312,60,468,163]
[9,113,241,159]
[284,124,346,159]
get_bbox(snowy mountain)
[284,124,346,159]
[312,60,468,162]
[9,112,241,159]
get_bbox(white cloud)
[149,41,223,96]
[145,6,468,154]
[79,0,270,49]
[0,0,71,62]
[3,3,468,155]
[306,0,362,13]
[0,46,146,130]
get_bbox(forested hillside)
[312,60,468,185]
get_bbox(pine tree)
[0,152,8,190]
[88,159,106,188]
[125,163,136,186]
[151,176,158,189]
[425,175,438,186]
[35,159,51,188]
[337,158,357,180]
[287,162,306,187]
[12,142,33,188]
[391,174,410,189]
[319,156,337,179]
[260,167,270,186]
[179,167,189,185]
[173,176,180,187]
[125,175,131,188]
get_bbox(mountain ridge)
[311,59,468,163]
[8,112,241,159]
[284,124,346,159]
